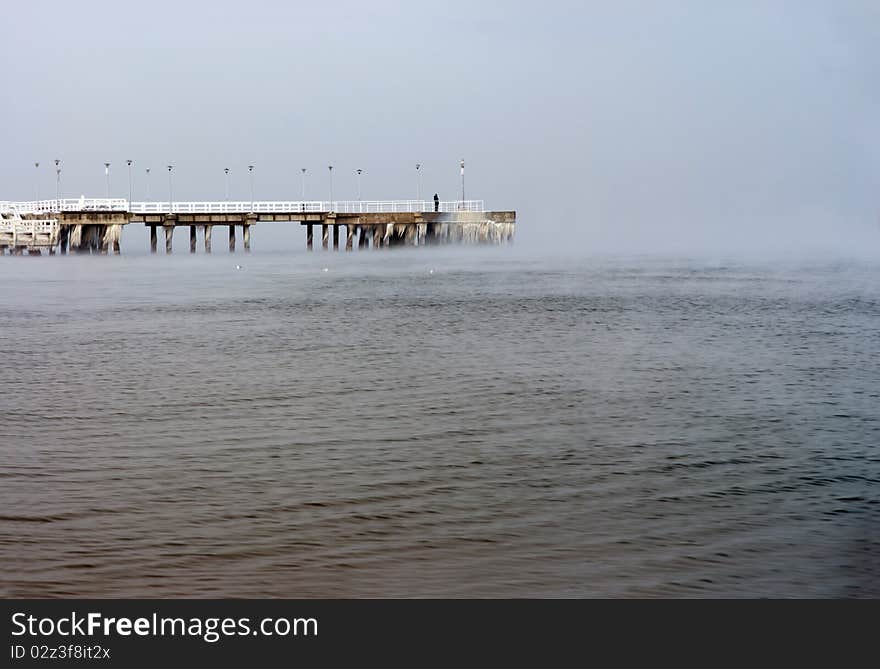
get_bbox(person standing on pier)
[434,193,439,212]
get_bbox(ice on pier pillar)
[164,226,173,254]
[306,224,313,251]
[404,225,416,246]
[69,225,82,252]
[372,226,380,249]
[190,225,197,253]
[345,224,354,251]
[322,224,329,250]
[332,224,339,250]
[384,223,393,246]
[204,225,212,253]
[150,225,157,254]
[229,225,236,253]
[243,224,251,253]
[103,224,121,255]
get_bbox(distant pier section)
[0,199,516,255]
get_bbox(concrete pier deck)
[1,199,515,255]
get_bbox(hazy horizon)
[2,0,879,255]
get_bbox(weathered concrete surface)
[2,208,515,254]
[297,211,515,249]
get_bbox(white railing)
[129,200,484,214]
[3,199,485,215]
[4,198,128,213]
[0,220,59,234]
[0,215,60,246]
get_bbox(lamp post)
[104,162,111,199]
[416,163,421,203]
[224,167,230,202]
[460,159,465,206]
[167,165,173,213]
[54,159,61,201]
[145,168,151,202]
[301,168,307,200]
[126,160,133,204]
[34,162,39,202]
[328,165,333,209]
[356,169,362,201]
[248,165,254,212]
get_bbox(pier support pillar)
[229,225,236,253]
[190,225,197,253]
[372,226,380,249]
[243,224,251,253]
[204,225,212,253]
[306,224,313,251]
[358,226,368,249]
[322,224,329,250]
[59,227,70,255]
[345,224,354,251]
[333,224,339,250]
[404,224,416,246]
[150,225,157,253]
[164,226,173,254]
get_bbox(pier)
[0,199,515,255]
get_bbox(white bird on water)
[235,265,242,270]
[322,267,329,272]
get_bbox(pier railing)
[130,200,484,214]
[4,199,129,213]
[3,199,485,215]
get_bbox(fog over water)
[1,251,879,597]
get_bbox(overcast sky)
[2,0,878,254]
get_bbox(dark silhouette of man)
[433,193,439,212]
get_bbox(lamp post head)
[416,163,421,170]
[35,162,39,168]
[248,165,254,172]
[224,167,229,174]
[105,162,110,168]
[357,169,362,175]
[146,168,150,174]
[301,168,306,174]
[55,159,60,167]
[460,159,465,169]
[126,160,132,167]
[328,165,333,172]
[167,165,173,172]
